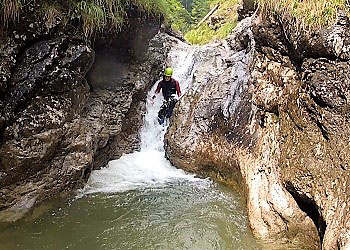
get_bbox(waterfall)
[0,23,263,250]
[79,43,201,196]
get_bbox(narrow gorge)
[1,0,350,249]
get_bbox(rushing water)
[0,44,263,250]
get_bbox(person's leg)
[166,99,177,118]
[158,103,167,125]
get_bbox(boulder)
[0,1,168,220]
[165,12,350,249]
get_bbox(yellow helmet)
[164,67,173,77]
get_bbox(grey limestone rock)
[0,2,167,220]
[165,11,350,250]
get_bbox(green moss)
[216,21,235,39]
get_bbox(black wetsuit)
[155,78,181,101]
[155,78,181,124]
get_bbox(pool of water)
[0,44,265,250]
[0,178,261,250]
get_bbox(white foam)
[81,149,199,195]
[79,44,202,196]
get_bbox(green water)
[0,180,261,250]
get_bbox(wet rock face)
[0,35,93,187]
[252,13,350,249]
[0,3,167,220]
[281,57,350,249]
[165,11,350,250]
[165,17,320,249]
[0,33,94,220]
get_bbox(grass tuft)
[256,0,350,29]
[1,0,190,37]
[41,2,64,28]
[74,0,169,37]
[76,0,107,37]
[185,23,215,44]
[1,0,23,25]
[132,0,165,16]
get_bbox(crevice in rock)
[303,54,341,63]
[287,111,304,131]
[305,106,330,141]
[310,92,331,109]
[258,111,267,128]
[274,16,344,67]
[286,182,327,245]
[274,15,303,70]
[315,120,330,141]
[82,166,92,181]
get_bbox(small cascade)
[80,43,200,196]
[0,28,263,250]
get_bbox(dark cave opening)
[86,14,161,92]
[286,182,327,246]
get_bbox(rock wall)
[0,2,169,221]
[253,12,350,250]
[165,10,350,250]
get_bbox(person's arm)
[153,81,162,99]
[175,80,181,97]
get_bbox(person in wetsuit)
[152,67,182,125]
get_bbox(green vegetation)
[41,2,64,28]
[163,0,191,32]
[1,0,23,25]
[178,0,193,11]
[73,0,164,36]
[185,23,215,44]
[1,0,238,42]
[185,0,238,45]
[1,0,183,36]
[76,1,121,37]
[3,0,348,44]
[191,0,211,23]
[256,0,350,29]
